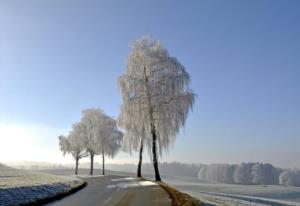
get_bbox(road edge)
[20,181,87,206]
[154,181,205,206]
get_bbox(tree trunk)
[90,152,94,176]
[151,124,161,181]
[75,157,79,175]
[137,138,144,178]
[102,151,105,175]
[143,66,162,182]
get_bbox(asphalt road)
[47,175,172,206]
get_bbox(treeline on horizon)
[198,162,300,187]
[108,162,300,187]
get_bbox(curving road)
[47,176,172,206]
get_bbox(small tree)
[81,108,105,175]
[81,108,123,176]
[58,122,87,175]
[251,163,278,185]
[98,115,123,175]
[233,163,255,184]
[119,37,196,181]
[279,169,300,186]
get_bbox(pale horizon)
[1,122,299,169]
[1,0,300,169]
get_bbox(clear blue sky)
[0,0,299,168]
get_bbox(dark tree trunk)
[151,124,161,181]
[102,153,105,175]
[75,157,79,175]
[90,152,94,176]
[143,66,162,182]
[137,138,144,178]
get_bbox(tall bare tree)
[118,37,196,181]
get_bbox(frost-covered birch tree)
[118,37,196,181]
[81,108,104,175]
[98,115,123,175]
[279,169,300,186]
[81,108,123,176]
[58,122,87,175]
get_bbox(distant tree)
[279,171,294,186]
[81,108,123,176]
[198,165,208,181]
[222,164,236,183]
[58,122,87,175]
[251,163,278,185]
[198,164,236,183]
[206,164,219,182]
[81,108,105,175]
[98,115,123,175]
[233,163,255,184]
[262,163,279,184]
[118,37,196,181]
[251,163,266,184]
[279,169,300,186]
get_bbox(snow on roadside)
[0,164,84,206]
[107,177,157,189]
[110,177,137,182]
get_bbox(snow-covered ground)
[107,177,157,189]
[0,164,84,206]
[188,191,300,206]
[28,168,300,205]
[165,176,300,206]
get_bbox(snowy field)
[0,164,83,206]
[29,168,300,205]
[165,176,300,206]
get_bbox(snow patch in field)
[107,180,157,189]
